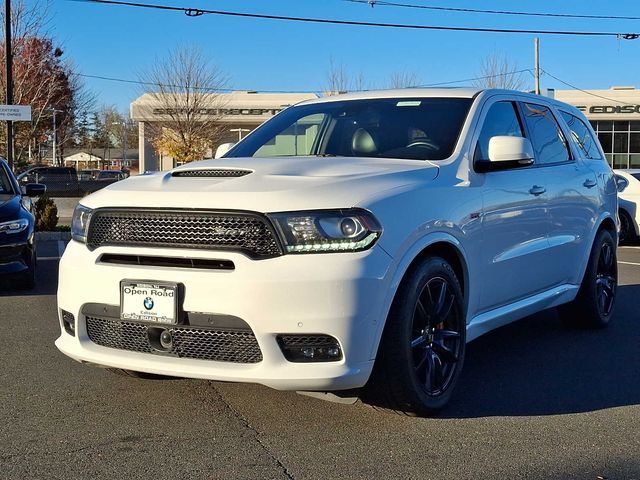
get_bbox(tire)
[618,209,635,245]
[558,229,617,329]
[365,256,466,416]
[106,368,171,380]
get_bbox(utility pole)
[5,0,14,169]
[534,37,540,95]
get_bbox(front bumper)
[0,237,34,275]
[56,240,393,391]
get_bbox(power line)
[78,69,535,93]
[69,0,640,39]
[344,0,640,22]
[419,69,532,87]
[541,69,630,105]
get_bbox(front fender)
[369,231,470,360]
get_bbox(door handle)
[529,185,546,196]
[583,178,597,188]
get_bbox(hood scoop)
[172,169,252,178]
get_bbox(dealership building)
[131,86,640,171]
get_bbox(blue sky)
[46,0,640,113]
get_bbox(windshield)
[0,164,15,195]
[227,97,473,161]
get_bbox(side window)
[560,111,604,160]
[522,103,570,165]
[474,101,524,162]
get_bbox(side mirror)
[215,142,236,159]
[23,183,46,197]
[615,174,629,193]
[476,136,535,172]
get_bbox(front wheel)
[365,256,466,416]
[559,229,617,328]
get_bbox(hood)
[0,195,21,221]
[82,156,439,212]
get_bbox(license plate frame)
[120,280,178,325]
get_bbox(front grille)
[85,316,263,363]
[86,209,282,258]
[172,169,251,178]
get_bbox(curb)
[36,232,72,242]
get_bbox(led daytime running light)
[285,232,379,253]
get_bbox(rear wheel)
[619,209,635,245]
[365,256,466,416]
[559,229,617,328]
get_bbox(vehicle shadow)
[440,283,640,418]
[0,258,58,297]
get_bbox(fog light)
[61,310,75,336]
[277,335,343,362]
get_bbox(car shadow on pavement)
[0,258,58,297]
[440,283,640,418]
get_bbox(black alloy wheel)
[559,228,617,329]
[618,210,634,245]
[410,277,463,396]
[365,256,466,416]
[595,241,616,317]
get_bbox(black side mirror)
[23,183,46,197]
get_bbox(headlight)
[71,205,93,243]
[269,209,382,253]
[0,218,29,234]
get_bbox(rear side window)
[522,103,570,165]
[560,111,603,160]
[474,101,524,161]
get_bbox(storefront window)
[613,154,629,169]
[614,133,629,153]
[614,121,630,132]
[598,121,613,132]
[630,154,640,168]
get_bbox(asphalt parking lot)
[1,244,639,480]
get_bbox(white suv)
[56,89,618,416]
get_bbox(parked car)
[95,170,127,181]
[17,166,80,196]
[614,169,640,244]
[0,159,45,289]
[77,169,100,181]
[56,89,618,416]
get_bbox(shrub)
[34,195,59,232]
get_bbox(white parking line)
[619,246,640,250]
[618,261,640,267]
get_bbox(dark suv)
[17,166,79,196]
[0,159,45,289]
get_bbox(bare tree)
[0,0,95,166]
[473,54,529,90]
[325,57,368,95]
[139,45,230,163]
[386,70,420,89]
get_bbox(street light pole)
[5,0,14,169]
[47,107,62,166]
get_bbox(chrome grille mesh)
[86,209,281,257]
[85,316,263,363]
